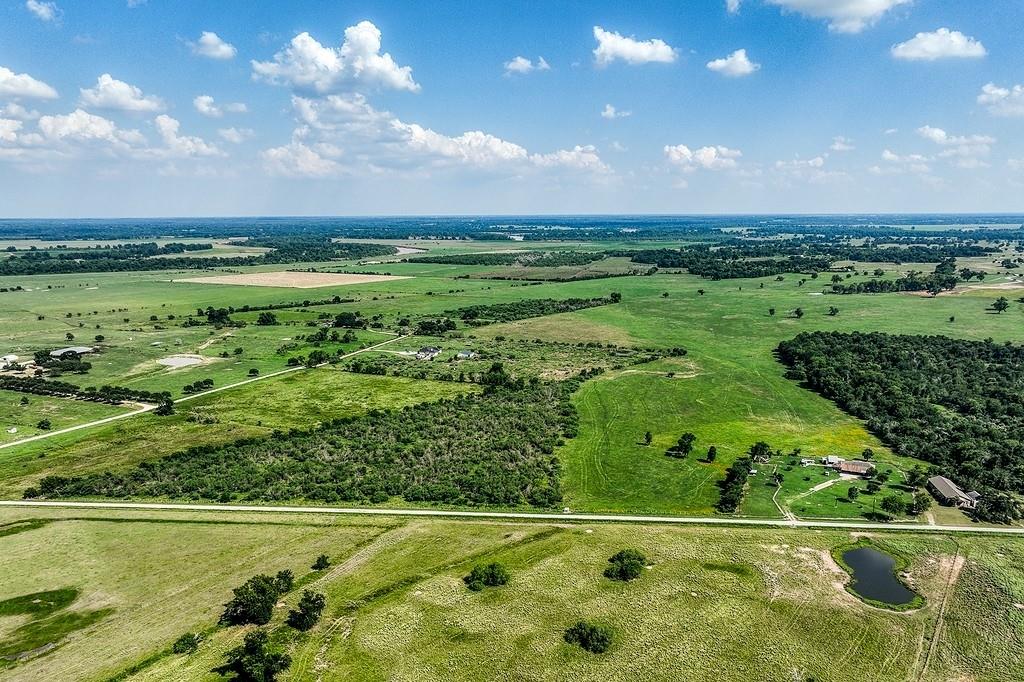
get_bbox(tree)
[564,621,613,654]
[94,335,105,342]
[861,448,874,461]
[847,487,860,501]
[697,289,706,296]
[643,431,653,446]
[828,306,840,316]
[286,590,326,631]
[768,307,776,317]
[37,419,51,430]
[604,549,646,581]
[792,308,804,319]
[609,292,622,303]
[910,492,932,515]
[248,368,260,377]
[880,494,906,515]
[706,445,717,463]
[312,554,331,570]
[993,296,1010,314]
[154,398,175,416]
[905,466,927,488]
[256,312,279,326]
[464,562,511,591]
[65,332,75,341]
[666,432,696,458]
[220,575,283,626]
[274,569,294,593]
[218,630,291,682]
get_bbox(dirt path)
[916,549,966,681]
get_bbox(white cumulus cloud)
[664,144,742,171]
[766,0,911,33]
[891,28,987,61]
[503,56,550,75]
[79,74,164,112]
[25,0,60,22]
[601,104,631,119]
[916,125,995,168]
[0,66,58,99]
[252,21,419,94]
[706,49,760,77]
[217,127,254,144]
[977,83,1024,118]
[190,31,237,60]
[38,109,144,146]
[830,136,855,151]
[593,26,677,67]
[153,114,222,157]
[193,95,248,118]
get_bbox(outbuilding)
[838,460,875,476]
[49,346,95,358]
[927,475,980,510]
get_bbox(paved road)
[3,500,1022,536]
[0,334,407,450]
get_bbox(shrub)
[172,632,202,654]
[312,554,331,570]
[463,562,510,591]
[604,549,646,581]
[564,621,613,653]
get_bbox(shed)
[838,460,875,476]
[927,476,980,510]
[49,346,95,358]
[456,350,478,360]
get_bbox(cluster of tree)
[182,378,215,394]
[463,562,511,591]
[407,251,608,267]
[220,571,295,626]
[215,629,290,682]
[604,549,646,581]
[35,381,581,508]
[629,248,831,280]
[449,295,620,325]
[777,332,1024,523]
[713,240,997,263]
[286,590,326,631]
[829,272,959,295]
[333,311,367,329]
[718,453,755,513]
[202,295,357,317]
[564,621,614,654]
[0,236,395,276]
[31,349,93,375]
[0,375,170,405]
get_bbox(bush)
[312,554,331,570]
[604,549,646,581]
[564,621,613,653]
[172,632,201,654]
[463,562,510,591]
[286,590,326,631]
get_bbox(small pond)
[842,546,919,607]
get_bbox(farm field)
[1,506,1023,682]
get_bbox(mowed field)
[2,507,1023,682]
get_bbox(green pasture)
[0,392,130,444]
[1,507,1022,681]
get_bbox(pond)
[842,546,919,607]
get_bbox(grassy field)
[0,392,130,444]
[1,507,1023,681]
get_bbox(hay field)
[174,271,411,288]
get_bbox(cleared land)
[174,272,410,288]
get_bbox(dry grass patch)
[174,271,411,289]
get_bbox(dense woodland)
[777,332,1024,522]
[35,380,579,507]
[629,248,832,279]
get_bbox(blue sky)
[0,0,1021,217]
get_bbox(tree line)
[0,375,171,405]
